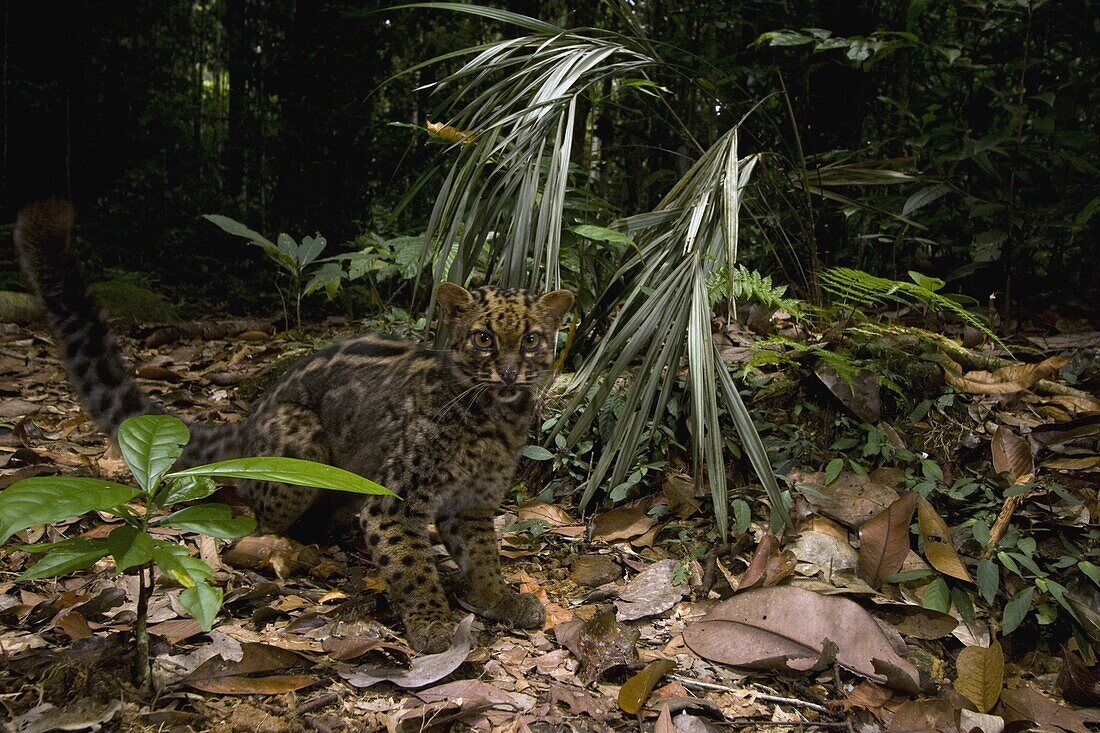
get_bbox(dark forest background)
[2,0,1097,314]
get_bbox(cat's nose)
[500,364,518,384]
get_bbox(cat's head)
[436,283,573,397]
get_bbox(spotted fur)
[14,200,574,652]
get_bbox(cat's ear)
[538,289,574,323]
[436,282,474,321]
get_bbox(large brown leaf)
[990,425,1034,481]
[917,497,973,582]
[789,469,900,529]
[943,355,1069,395]
[682,586,918,692]
[859,493,916,587]
[1000,684,1088,733]
[954,641,1004,713]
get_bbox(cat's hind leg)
[237,403,329,533]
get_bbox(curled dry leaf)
[184,641,316,695]
[682,586,919,692]
[954,641,1004,713]
[340,614,475,689]
[618,658,676,714]
[917,497,973,582]
[991,425,1034,481]
[859,493,916,588]
[516,500,575,527]
[1058,649,1100,706]
[789,469,899,529]
[943,355,1069,395]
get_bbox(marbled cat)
[14,200,574,652]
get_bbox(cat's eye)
[522,332,542,350]
[471,331,494,350]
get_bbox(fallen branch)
[668,674,832,715]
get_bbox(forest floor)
[0,310,1098,733]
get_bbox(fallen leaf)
[917,497,973,582]
[662,471,701,518]
[515,570,572,627]
[185,641,314,694]
[222,534,320,579]
[8,700,121,733]
[789,469,900,528]
[682,586,919,692]
[835,681,892,722]
[340,614,474,689]
[516,501,575,527]
[1058,649,1100,706]
[654,704,674,733]
[569,554,621,587]
[1000,683,1088,733]
[615,559,686,621]
[148,618,204,644]
[958,709,1005,733]
[417,679,535,711]
[859,493,916,587]
[954,641,1004,713]
[549,685,614,720]
[739,534,778,590]
[991,426,1034,481]
[815,363,882,422]
[885,698,957,732]
[618,658,676,714]
[592,504,656,542]
[135,364,184,383]
[944,355,1069,395]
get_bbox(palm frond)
[555,128,792,537]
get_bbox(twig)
[296,692,339,716]
[668,674,831,715]
[984,488,1035,556]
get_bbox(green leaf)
[179,581,223,632]
[202,214,277,254]
[0,477,137,543]
[572,224,634,246]
[977,557,999,605]
[1080,561,1100,587]
[824,458,844,484]
[18,539,111,580]
[168,457,396,495]
[732,499,751,534]
[884,569,937,583]
[901,183,951,217]
[159,476,218,506]
[922,577,951,613]
[153,504,256,540]
[106,526,155,571]
[117,414,190,492]
[151,541,213,588]
[520,445,554,461]
[1002,587,1034,635]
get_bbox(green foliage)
[203,215,330,329]
[0,414,393,637]
[820,267,1005,350]
[707,264,805,318]
[90,280,180,324]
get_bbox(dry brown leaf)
[739,534,778,590]
[834,681,892,722]
[516,501,575,527]
[954,641,1004,713]
[184,642,314,694]
[426,120,481,144]
[515,570,572,628]
[682,586,919,692]
[614,559,686,621]
[944,355,1069,395]
[662,471,701,518]
[815,363,882,422]
[859,493,916,587]
[991,425,1034,481]
[789,469,900,528]
[188,674,317,695]
[917,497,973,582]
[592,504,656,542]
[340,614,475,689]
[148,618,204,644]
[654,704,674,733]
[885,698,958,732]
[1058,649,1100,706]
[554,612,639,684]
[1000,683,1089,733]
[617,658,676,714]
[1043,456,1100,471]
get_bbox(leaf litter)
[1,313,1098,731]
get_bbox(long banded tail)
[12,200,239,467]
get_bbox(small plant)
[0,414,392,691]
[203,214,331,330]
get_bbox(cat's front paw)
[403,613,456,654]
[480,590,546,629]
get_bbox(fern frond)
[821,267,1007,352]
